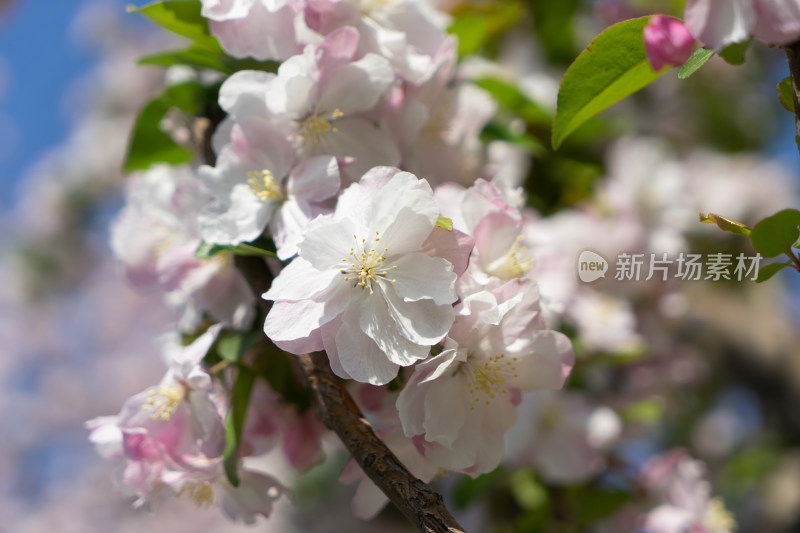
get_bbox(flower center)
[246,170,284,202]
[298,109,344,151]
[177,482,215,508]
[485,235,533,281]
[466,354,518,409]
[340,232,397,295]
[141,385,185,422]
[704,497,736,532]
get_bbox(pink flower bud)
[643,15,695,71]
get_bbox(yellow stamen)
[246,170,284,202]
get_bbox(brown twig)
[233,256,466,533]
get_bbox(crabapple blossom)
[263,27,400,178]
[110,165,255,330]
[396,276,574,475]
[505,391,622,484]
[87,325,289,522]
[86,325,226,507]
[304,0,453,84]
[198,95,340,258]
[643,16,694,71]
[685,0,800,48]
[640,450,736,533]
[200,0,303,61]
[264,167,461,385]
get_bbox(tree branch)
[233,256,466,533]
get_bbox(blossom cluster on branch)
[72,0,800,531]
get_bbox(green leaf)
[718,38,751,65]
[447,2,521,57]
[474,77,551,126]
[435,216,453,231]
[529,0,581,65]
[127,1,221,52]
[552,17,667,149]
[750,209,800,258]
[452,468,507,509]
[699,212,752,236]
[756,261,794,283]
[257,345,313,410]
[622,398,662,423]
[223,367,256,487]
[216,330,264,363]
[138,47,230,73]
[778,77,795,112]
[124,81,209,172]
[481,122,547,156]
[574,489,631,525]
[510,469,548,511]
[194,239,277,260]
[448,14,489,57]
[678,48,714,79]
[138,47,281,75]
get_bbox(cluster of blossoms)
[82,0,800,529]
[88,0,576,522]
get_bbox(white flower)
[396,277,575,475]
[264,167,458,385]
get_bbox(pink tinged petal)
[370,171,437,232]
[315,25,360,74]
[264,298,342,353]
[172,323,224,370]
[422,370,470,448]
[379,209,438,257]
[86,416,124,460]
[209,3,298,61]
[473,211,521,268]
[284,415,324,470]
[684,0,754,49]
[266,60,317,118]
[156,242,203,292]
[333,166,401,228]
[286,155,340,202]
[357,294,430,367]
[218,70,275,117]
[382,284,455,346]
[390,252,456,305]
[352,478,390,520]
[198,186,274,245]
[188,393,227,457]
[319,53,395,116]
[396,349,459,436]
[298,216,359,271]
[507,330,575,391]
[201,0,257,20]
[752,0,800,44]
[643,16,695,71]
[271,199,316,260]
[334,306,400,384]
[219,470,286,524]
[321,316,353,379]
[320,117,401,178]
[644,506,697,533]
[420,227,473,276]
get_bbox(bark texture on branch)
[233,256,466,533]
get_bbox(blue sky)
[0,0,127,209]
